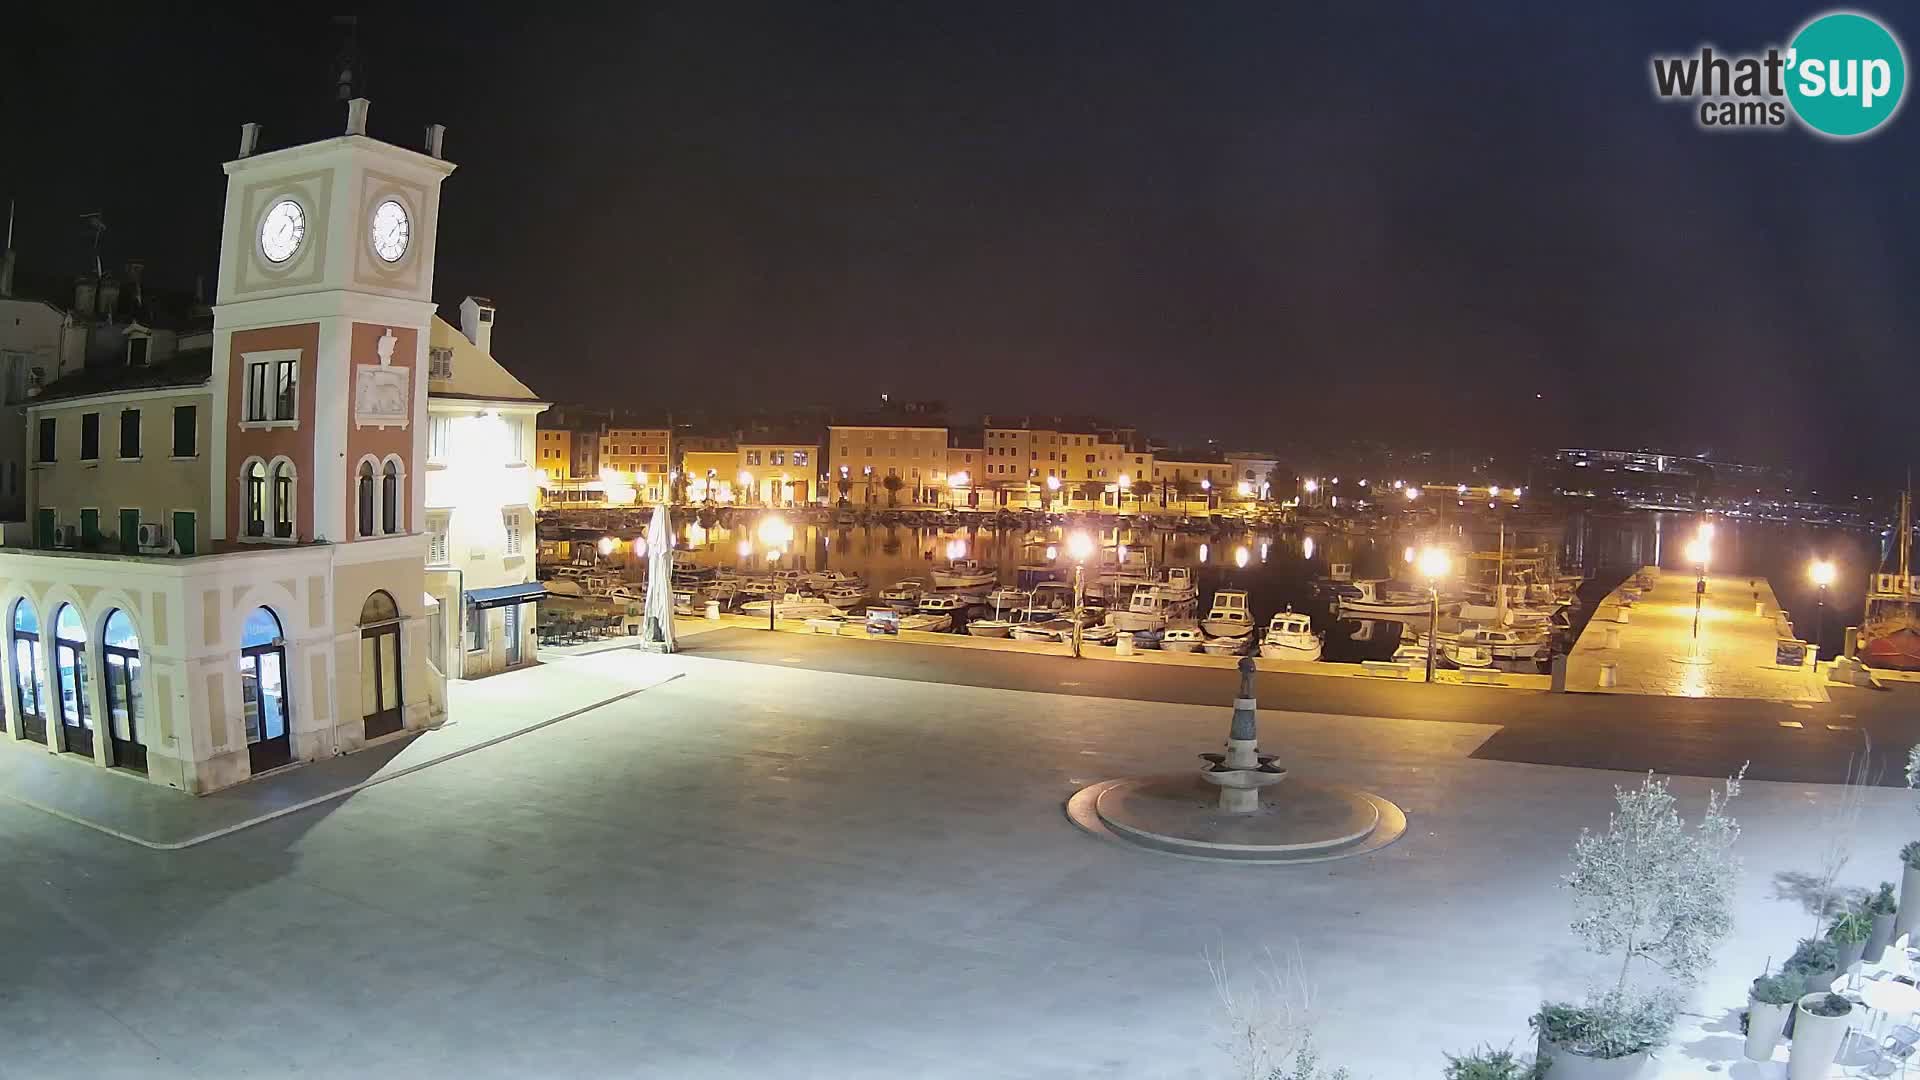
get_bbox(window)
[792,451,808,467]
[428,517,449,565]
[80,413,99,460]
[244,356,297,423]
[119,409,141,458]
[428,415,450,460]
[771,451,785,466]
[503,511,523,556]
[745,451,761,466]
[245,460,266,537]
[357,461,376,537]
[840,446,848,457]
[381,460,401,535]
[36,418,54,462]
[128,336,149,367]
[172,406,197,457]
[428,346,454,379]
[466,603,487,653]
[272,462,294,538]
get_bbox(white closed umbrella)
[643,502,677,652]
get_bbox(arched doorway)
[101,610,146,774]
[360,590,403,739]
[10,600,46,743]
[52,603,92,758]
[240,607,292,774]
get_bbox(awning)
[468,582,547,609]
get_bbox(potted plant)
[1532,990,1676,1079]
[1899,841,1920,941]
[1788,991,1853,1080]
[1744,972,1802,1061]
[1867,882,1899,961]
[1828,909,1874,973]
[1443,1045,1548,1079]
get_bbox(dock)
[1565,566,1826,702]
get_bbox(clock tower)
[210,99,455,547]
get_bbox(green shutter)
[79,509,99,547]
[171,511,196,556]
[34,509,54,549]
[119,509,140,553]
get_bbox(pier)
[1565,566,1826,702]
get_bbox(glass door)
[242,647,292,773]
[504,603,521,666]
[360,623,402,739]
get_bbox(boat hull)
[1260,639,1323,662]
[1862,627,1920,671]
[930,570,997,588]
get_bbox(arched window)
[381,459,402,535]
[356,460,376,538]
[240,606,292,774]
[52,603,92,758]
[10,599,46,743]
[271,460,295,539]
[101,609,145,774]
[244,459,267,537]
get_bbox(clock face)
[370,199,411,263]
[259,199,306,264]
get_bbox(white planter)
[1788,993,1853,1080]
[1745,998,1792,1061]
[1538,1038,1651,1080]
[1898,864,1920,941]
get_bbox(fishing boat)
[806,569,862,591]
[1862,487,1920,670]
[1200,634,1248,656]
[735,578,780,599]
[1107,584,1175,632]
[1011,619,1072,643]
[822,585,867,610]
[1259,612,1323,662]
[878,578,926,610]
[1453,625,1550,661]
[898,612,952,633]
[919,593,968,616]
[1200,589,1255,639]
[930,559,998,588]
[1160,626,1204,653]
[1337,579,1439,618]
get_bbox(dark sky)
[4,4,1914,484]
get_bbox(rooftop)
[32,347,212,404]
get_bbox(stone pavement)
[1567,567,1828,702]
[0,648,683,847]
[0,647,1909,1077]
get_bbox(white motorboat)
[1445,640,1495,668]
[984,586,1031,610]
[930,559,998,588]
[807,569,863,591]
[1338,579,1448,618]
[1259,612,1323,662]
[1011,619,1073,642]
[879,578,926,610]
[735,578,780,599]
[919,593,968,616]
[1160,626,1204,653]
[1107,585,1170,632]
[967,618,1016,638]
[898,613,952,632]
[1453,625,1550,661]
[1201,634,1248,656]
[1200,589,1255,639]
[739,594,841,620]
[1154,566,1199,603]
[822,586,867,610]
[1079,623,1118,645]
[1019,582,1075,621]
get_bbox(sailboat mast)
[1903,479,1912,581]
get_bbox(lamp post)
[1684,534,1711,659]
[1117,472,1131,514]
[1045,474,1060,513]
[758,515,791,631]
[1067,530,1094,657]
[738,470,754,508]
[1810,557,1836,660]
[1201,477,1212,514]
[706,468,717,507]
[1417,547,1450,683]
[951,470,969,511]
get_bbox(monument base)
[1066,773,1406,863]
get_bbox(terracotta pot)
[1537,1037,1652,1080]
[1788,992,1854,1080]
[1744,997,1791,1061]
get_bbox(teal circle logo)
[1787,11,1907,137]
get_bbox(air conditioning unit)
[51,524,76,548]
[136,522,168,552]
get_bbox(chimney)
[346,97,370,136]
[124,260,144,306]
[237,122,261,158]
[424,123,446,160]
[459,296,496,355]
[0,250,14,298]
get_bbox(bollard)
[1550,654,1568,692]
[1617,608,1631,625]
[1604,626,1620,649]
[1754,601,1764,617]
[1115,631,1134,656]
[705,599,721,621]
[1599,662,1618,688]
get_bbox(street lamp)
[1067,530,1094,657]
[1117,472,1132,513]
[1045,474,1061,513]
[1810,557,1836,659]
[1417,546,1450,682]
[1201,477,1213,513]
[706,468,718,506]
[1684,533,1711,659]
[738,470,754,507]
[758,515,792,631]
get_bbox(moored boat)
[930,559,998,588]
[1200,589,1255,639]
[1337,579,1442,618]
[1160,626,1204,653]
[1259,611,1323,662]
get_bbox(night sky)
[4,4,1914,485]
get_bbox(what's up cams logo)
[1650,10,1906,138]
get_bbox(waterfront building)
[1225,452,1282,501]
[1151,456,1234,510]
[423,299,548,679]
[0,100,454,792]
[827,421,949,506]
[737,439,819,506]
[600,423,673,504]
[683,448,739,503]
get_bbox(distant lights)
[598,536,616,556]
[1403,487,1419,502]
[1235,545,1249,568]
[1302,536,1315,560]
[1303,479,1319,494]
[1404,546,1415,564]
[1198,543,1210,563]
[1457,484,1468,495]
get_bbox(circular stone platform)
[1065,773,1406,863]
